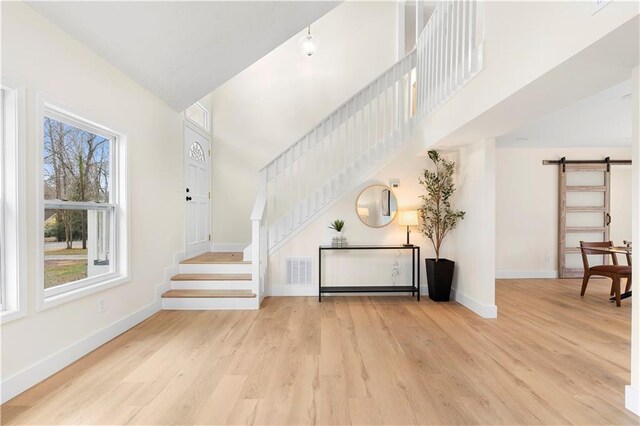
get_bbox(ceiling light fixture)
[301,26,316,57]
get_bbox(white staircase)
[249,0,485,293]
[166,0,486,310]
[161,252,261,310]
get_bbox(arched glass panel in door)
[189,141,206,163]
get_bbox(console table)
[318,245,420,302]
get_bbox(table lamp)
[398,210,419,246]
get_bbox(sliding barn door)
[558,163,611,278]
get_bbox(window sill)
[38,275,129,312]
[0,307,27,324]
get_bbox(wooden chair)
[580,241,631,307]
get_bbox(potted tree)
[418,150,465,301]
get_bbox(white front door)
[184,125,211,256]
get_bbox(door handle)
[186,196,192,201]
[606,213,611,226]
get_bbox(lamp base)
[404,227,413,247]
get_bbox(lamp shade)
[357,207,370,218]
[398,210,419,226]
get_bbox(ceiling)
[498,79,632,149]
[28,1,339,111]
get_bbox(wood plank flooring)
[2,279,637,425]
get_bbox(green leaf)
[418,150,465,260]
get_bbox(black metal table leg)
[412,248,415,297]
[318,247,322,302]
[417,246,420,301]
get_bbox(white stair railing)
[250,179,268,303]
[251,0,484,255]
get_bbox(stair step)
[181,251,249,264]
[171,273,252,281]
[171,280,254,290]
[162,289,256,299]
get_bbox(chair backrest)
[580,241,617,270]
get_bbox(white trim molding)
[626,385,640,416]
[496,270,559,279]
[0,78,27,324]
[451,288,498,319]
[267,285,316,297]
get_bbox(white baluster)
[259,0,485,252]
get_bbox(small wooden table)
[579,246,632,301]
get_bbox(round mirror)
[355,185,398,228]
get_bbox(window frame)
[36,94,129,311]
[1,87,5,312]
[184,101,210,134]
[0,78,27,323]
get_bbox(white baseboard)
[0,301,160,404]
[626,385,640,416]
[210,243,248,252]
[267,286,317,296]
[496,270,558,279]
[451,288,498,318]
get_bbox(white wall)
[627,66,639,415]
[266,135,493,320]
[1,2,184,400]
[495,147,632,278]
[210,1,399,245]
[267,138,442,296]
[449,139,497,318]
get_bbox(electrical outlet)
[544,254,551,264]
[99,299,106,313]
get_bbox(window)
[38,98,128,308]
[185,102,210,132]
[1,80,26,322]
[189,141,206,163]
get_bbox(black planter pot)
[425,258,455,302]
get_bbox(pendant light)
[301,26,316,57]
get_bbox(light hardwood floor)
[2,279,637,425]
